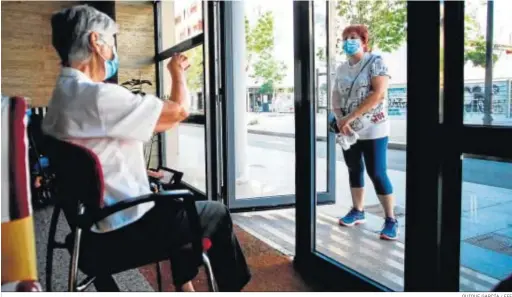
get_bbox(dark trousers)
[342,136,393,195]
[88,201,251,291]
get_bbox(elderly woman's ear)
[89,31,102,55]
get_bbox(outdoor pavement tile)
[496,228,512,239]
[461,206,512,240]
[462,182,512,212]
[460,242,512,280]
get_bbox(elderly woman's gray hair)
[51,5,118,66]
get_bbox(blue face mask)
[343,39,362,56]
[103,46,119,80]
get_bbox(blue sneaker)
[380,217,399,240]
[339,208,366,226]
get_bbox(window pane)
[463,0,512,127]
[160,46,206,192]
[232,0,296,199]
[160,0,203,49]
[459,154,512,291]
[316,0,408,291]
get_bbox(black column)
[293,0,316,266]
[438,0,465,291]
[404,0,442,291]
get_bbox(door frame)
[219,0,336,211]
[154,1,221,200]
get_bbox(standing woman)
[331,24,398,240]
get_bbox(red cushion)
[7,96,31,220]
[202,237,212,252]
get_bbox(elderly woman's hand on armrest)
[147,169,164,179]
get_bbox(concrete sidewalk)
[247,112,407,145]
[172,124,512,282]
[246,112,512,150]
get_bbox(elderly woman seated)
[42,5,250,292]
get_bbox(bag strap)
[347,54,378,98]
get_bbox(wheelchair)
[44,136,218,292]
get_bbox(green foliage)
[335,0,407,53]
[245,11,287,92]
[253,51,287,94]
[245,11,275,55]
[320,82,328,94]
[316,47,326,62]
[333,0,498,70]
[184,46,204,92]
[258,81,274,95]
[463,6,498,68]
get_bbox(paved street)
[246,112,512,146]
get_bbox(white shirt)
[42,68,164,233]
[333,52,391,140]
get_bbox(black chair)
[44,136,217,292]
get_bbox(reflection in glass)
[463,0,512,127]
[459,155,512,291]
[160,0,203,49]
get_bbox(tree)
[316,47,326,63]
[184,46,204,92]
[335,0,407,53]
[245,12,275,72]
[463,4,498,68]
[252,51,287,94]
[258,81,274,95]
[245,11,287,94]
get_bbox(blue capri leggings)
[342,137,393,195]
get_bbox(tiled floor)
[233,205,502,292]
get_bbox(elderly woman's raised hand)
[167,53,189,80]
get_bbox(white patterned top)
[333,52,391,140]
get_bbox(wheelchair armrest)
[76,188,206,264]
[77,189,194,229]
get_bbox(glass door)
[442,0,512,291]
[294,0,447,291]
[316,0,409,291]
[155,0,220,200]
[295,0,512,292]
[218,0,336,210]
